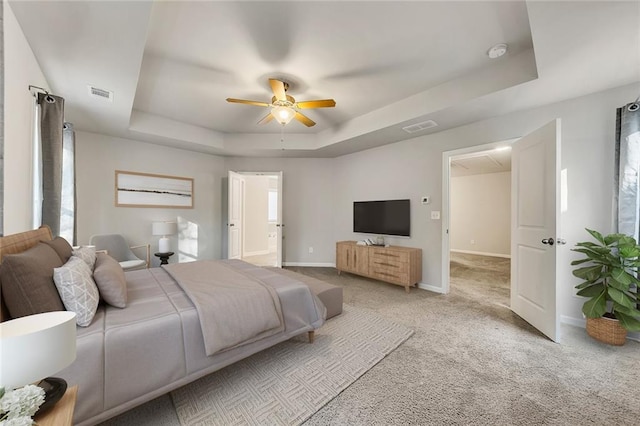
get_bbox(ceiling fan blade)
[226,98,270,107]
[296,99,336,109]
[257,113,274,125]
[294,111,316,127]
[269,79,287,101]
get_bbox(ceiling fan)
[226,79,336,127]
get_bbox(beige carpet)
[170,305,413,425]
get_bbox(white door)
[227,171,244,260]
[511,120,561,342]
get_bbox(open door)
[227,171,244,260]
[511,119,561,342]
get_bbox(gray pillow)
[0,243,65,318]
[53,256,100,327]
[73,246,97,270]
[43,236,74,263]
[93,252,128,308]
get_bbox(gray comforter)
[59,261,326,426]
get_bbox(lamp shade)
[152,221,177,236]
[0,311,77,390]
[271,106,295,125]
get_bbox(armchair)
[89,234,150,271]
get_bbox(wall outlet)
[431,211,440,220]
[470,239,475,245]
[308,247,314,254]
[421,196,430,205]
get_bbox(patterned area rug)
[170,304,413,425]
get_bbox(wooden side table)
[34,385,78,426]
[154,251,174,265]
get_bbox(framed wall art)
[115,170,194,208]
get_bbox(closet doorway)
[445,143,512,304]
[227,171,283,267]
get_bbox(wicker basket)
[586,316,627,346]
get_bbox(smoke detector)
[87,85,114,102]
[487,43,508,59]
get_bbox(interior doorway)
[448,146,512,304]
[227,171,283,267]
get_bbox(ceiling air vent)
[402,120,438,134]
[87,85,114,102]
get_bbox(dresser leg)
[308,331,315,343]
[405,286,410,293]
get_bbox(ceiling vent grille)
[87,85,114,102]
[402,120,438,134]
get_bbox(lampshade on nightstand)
[152,221,177,253]
[0,311,77,390]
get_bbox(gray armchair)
[89,234,150,271]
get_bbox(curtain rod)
[28,85,50,96]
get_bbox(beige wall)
[450,172,511,256]
[75,131,225,266]
[3,1,49,234]
[243,175,269,255]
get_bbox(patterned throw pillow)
[53,256,100,327]
[72,246,97,270]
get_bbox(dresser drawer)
[369,249,409,263]
[369,268,409,285]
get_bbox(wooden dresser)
[336,241,422,292]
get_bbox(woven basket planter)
[586,316,627,346]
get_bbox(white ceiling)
[451,148,512,177]
[9,1,640,158]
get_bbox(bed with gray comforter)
[58,260,326,425]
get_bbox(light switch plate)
[431,211,440,220]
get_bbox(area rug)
[170,304,413,425]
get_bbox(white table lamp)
[0,311,77,391]
[152,221,177,253]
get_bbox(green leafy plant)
[571,229,640,332]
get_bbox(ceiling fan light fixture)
[271,105,296,125]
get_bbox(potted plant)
[571,229,640,345]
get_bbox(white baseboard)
[450,249,511,259]
[283,262,336,268]
[417,282,445,294]
[243,249,270,257]
[561,315,585,328]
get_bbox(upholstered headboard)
[0,225,53,321]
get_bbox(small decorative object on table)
[571,228,640,345]
[0,384,45,425]
[155,252,175,265]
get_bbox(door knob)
[541,237,555,245]
[229,223,235,227]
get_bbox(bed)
[0,226,329,425]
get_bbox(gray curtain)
[38,92,65,236]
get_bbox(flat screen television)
[353,199,410,237]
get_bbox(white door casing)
[228,171,244,260]
[510,119,561,342]
[276,172,283,268]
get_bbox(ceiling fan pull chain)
[281,123,285,150]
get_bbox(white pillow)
[53,256,100,327]
[73,246,97,270]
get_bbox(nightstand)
[154,251,175,265]
[34,385,77,426]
